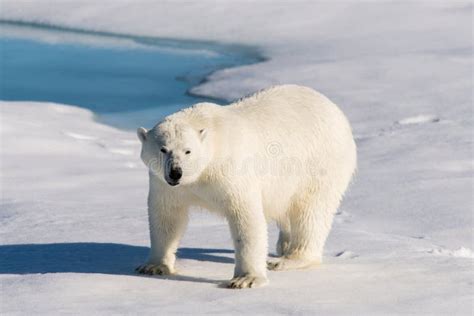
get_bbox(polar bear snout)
[164,156,184,186]
[166,166,182,186]
[169,167,182,180]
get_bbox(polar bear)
[136,85,356,288]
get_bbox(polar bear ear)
[199,128,207,141]
[137,127,148,143]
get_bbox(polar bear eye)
[160,147,168,154]
[185,150,191,155]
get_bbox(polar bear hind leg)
[268,193,338,271]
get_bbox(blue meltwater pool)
[0,21,262,129]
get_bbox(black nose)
[169,167,182,180]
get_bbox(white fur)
[136,85,357,288]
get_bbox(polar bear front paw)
[135,263,174,275]
[225,275,268,289]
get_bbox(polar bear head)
[137,119,210,187]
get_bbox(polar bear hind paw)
[135,263,174,275]
[225,275,268,289]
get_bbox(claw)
[225,275,268,289]
[135,263,173,275]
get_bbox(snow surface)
[1,1,473,315]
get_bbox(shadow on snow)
[0,243,234,284]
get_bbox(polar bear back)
[230,85,348,138]
[227,85,356,174]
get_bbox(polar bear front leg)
[225,200,268,289]
[136,187,188,276]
